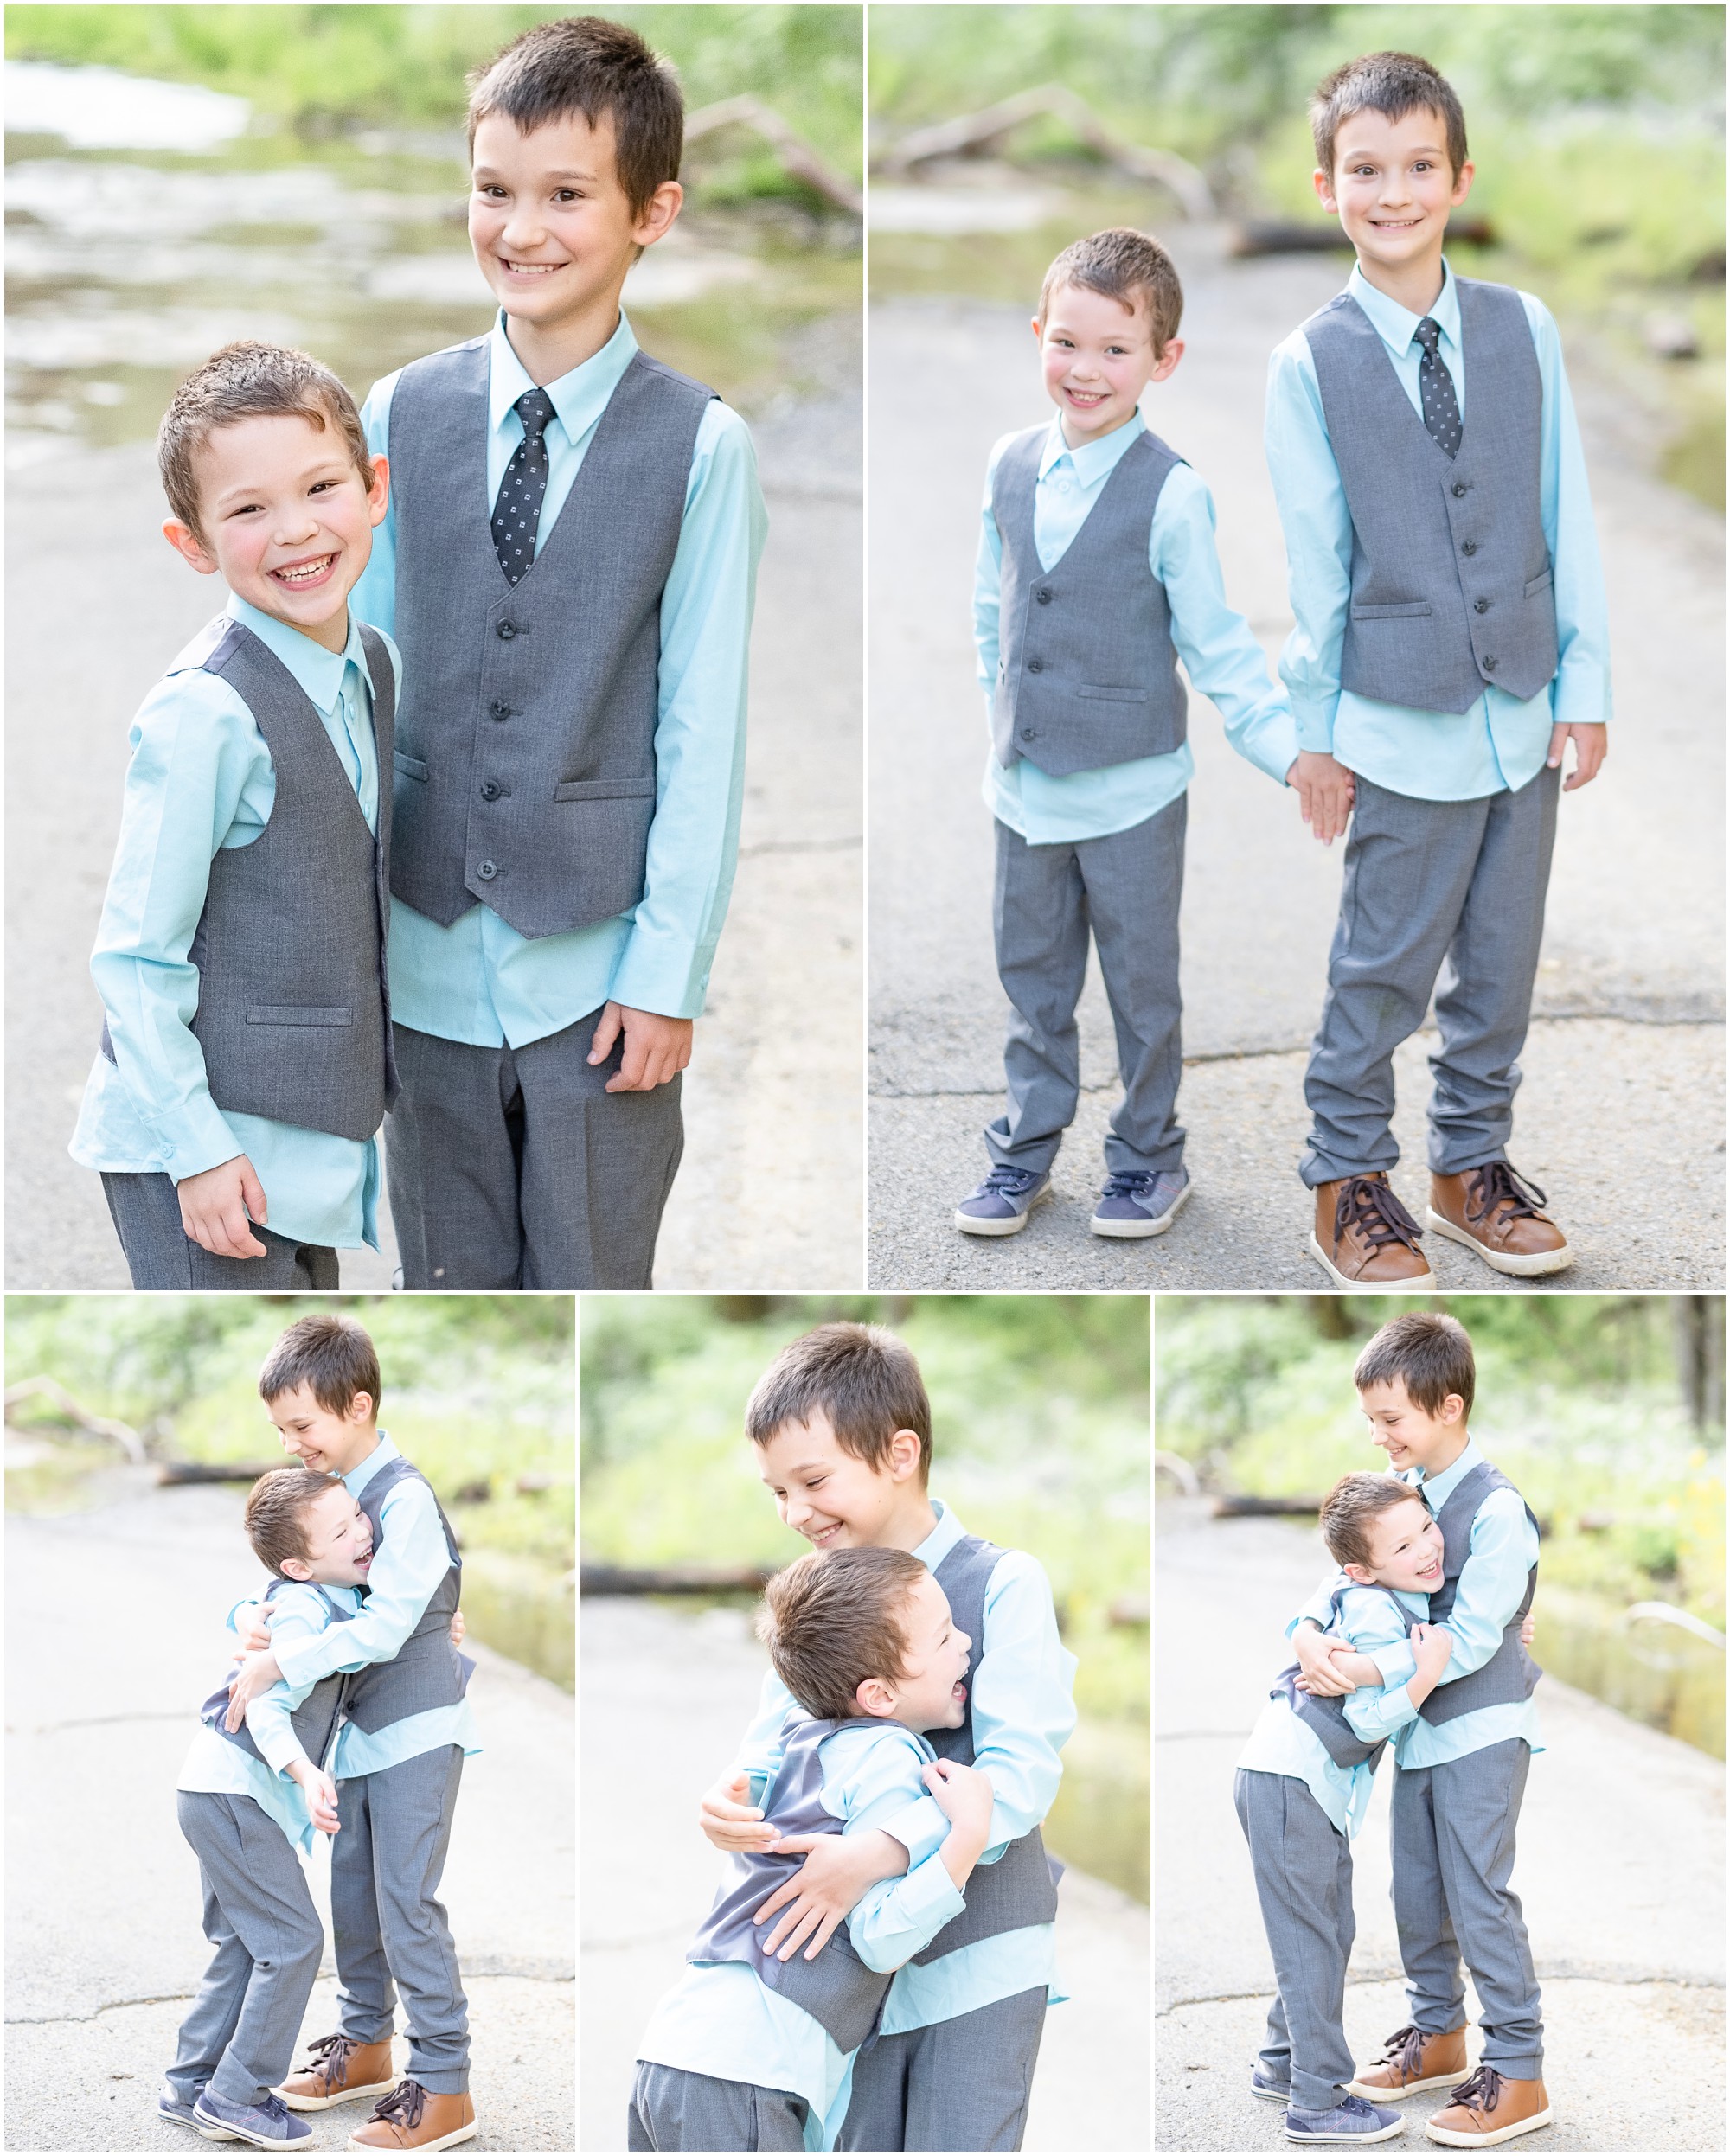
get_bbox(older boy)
[697,1322,1076,2152]
[349,14,766,1291]
[163,1468,369,2148]
[223,1315,482,2153]
[956,226,1330,1243]
[1289,1313,1549,2149]
[1267,52,1610,1286]
[71,343,398,1289]
[632,1546,996,2151]
[1237,1472,1455,2145]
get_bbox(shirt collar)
[226,592,374,710]
[1413,1433,1482,1513]
[913,1497,967,1572]
[1348,256,1461,361]
[343,1430,399,1500]
[487,307,639,448]
[1039,407,1146,488]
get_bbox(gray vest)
[199,1577,355,1769]
[1270,1579,1412,1772]
[388,340,717,939]
[990,424,1189,776]
[687,1709,920,2050]
[1417,1461,1541,1725]
[100,617,397,1143]
[340,1454,473,1737]
[911,1530,1062,1967]
[1305,278,1560,713]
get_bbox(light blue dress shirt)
[637,1721,970,2153]
[1265,258,1612,799]
[975,412,1299,846]
[178,1577,364,1857]
[262,1434,483,1777]
[1291,1437,1545,1769]
[731,1500,1078,2037]
[70,596,395,1250]
[1238,1580,1424,1839]
[351,310,767,1046]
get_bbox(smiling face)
[1034,281,1181,447]
[279,1481,375,1589]
[1345,1492,1445,1595]
[163,413,388,655]
[1357,1375,1467,1475]
[755,1412,924,1552]
[858,1571,973,1732]
[1317,106,1473,285]
[266,1381,378,1479]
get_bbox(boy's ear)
[1312,164,1340,218]
[631,178,682,251]
[853,1675,895,1719]
[886,1429,922,1484]
[1339,1560,1375,1586]
[163,518,219,576]
[346,1391,375,1426]
[278,1557,312,1583]
[1438,1392,1465,1425]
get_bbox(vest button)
[477,859,498,880]
[1021,728,1037,740]
[480,781,501,801]
[1482,656,1498,671]
[1474,598,1490,614]
[1028,658,1044,673]
[497,621,517,639]
[490,701,510,720]
[1035,588,1053,604]
[1460,541,1477,556]
[1452,482,1468,497]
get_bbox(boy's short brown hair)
[757,1546,927,1721]
[157,341,370,541]
[244,1467,344,1577]
[466,14,682,217]
[258,1314,382,1417]
[1310,51,1469,180]
[1354,1311,1476,1420]
[1319,1470,1425,1571]
[1037,227,1183,355]
[745,1323,932,1483]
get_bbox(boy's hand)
[234,1601,272,1655]
[921,1757,995,1843]
[1520,1611,1535,1648]
[699,1773,779,1854]
[1287,752,1355,845]
[178,1155,269,1259]
[450,1609,466,1647]
[1547,720,1606,791]
[753,1828,909,1961]
[287,1761,341,1836]
[1291,1622,1358,1695]
[223,1648,283,1730]
[588,1002,692,1093]
[1412,1621,1454,1682]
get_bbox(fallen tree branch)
[581,1563,778,1596]
[1211,1494,1323,1518]
[157,1462,279,1487]
[4,1379,148,1465]
[685,95,862,215]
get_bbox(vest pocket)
[1349,599,1433,619]
[394,752,430,781]
[553,778,657,802]
[1075,684,1150,702]
[245,1007,354,1026]
[1522,570,1554,599]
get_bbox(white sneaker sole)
[195,2114,304,2149]
[1283,2116,1406,2145]
[954,1184,1053,1236]
[1308,1234,1437,1290]
[1349,2073,1466,2100]
[1426,1211,1573,1276]
[1091,1180,1191,1238]
[348,2124,476,2153]
[1424,2103,1552,2147]
[275,2079,397,2113]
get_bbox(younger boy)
[222,1314,482,2153]
[71,342,398,1289]
[163,1468,371,2147]
[698,1322,1076,2152]
[1266,52,1610,1285]
[631,1545,998,2151]
[956,225,1333,1243]
[1237,1471,1454,2145]
[349,14,766,1291]
[1289,1313,1549,2149]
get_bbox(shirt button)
[490,700,510,720]
[497,621,517,640]
[477,859,498,880]
[480,781,501,801]
[1474,598,1490,614]
[1461,541,1477,557]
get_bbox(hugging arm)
[1427,1498,1541,1682]
[262,1481,451,1694]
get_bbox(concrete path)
[581,1595,1149,2153]
[5,354,862,1293]
[1154,1495,1725,2151]
[867,227,1724,1289]
[4,1473,574,2151]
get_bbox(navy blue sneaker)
[192,2090,311,2148]
[953,1164,1052,1237]
[1283,2093,1406,2143]
[1253,2069,1294,2102]
[1090,1167,1190,1238]
[159,2082,236,2137]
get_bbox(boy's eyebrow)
[474,163,602,184]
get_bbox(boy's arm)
[241,1596,331,1772]
[347,375,400,640]
[1429,1494,1539,1681]
[973,440,1009,731]
[1524,296,1611,780]
[603,403,767,1027]
[1264,336,1355,758]
[1336,1597,1423,1741]
[263,1481,451,1693]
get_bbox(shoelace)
[1372,2023,1428,2081]
[1445,2063,1504,2116]
[1465,1161,1547,1226]
[1335,1175,1426,1254]
[370,2080,429,2133]
[980,1164,1039,1196]
[258,2095,292,2127]
[303,2033,356,2089]
[1100,1171,1159,1200]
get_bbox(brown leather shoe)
[1350,2022,1470,2099]
[1310,1174,1438,1287]
[347,2081,477,2152]
[1429,1162,1572,1277]
[1424,2064,1553,2146]
[276,2034,398,2112]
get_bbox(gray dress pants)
[102,1171,339,1289]
[1302,762,1560,1186]
[987,798,1187,1178]
[1233,1769,1357,2112]
[836,1983,1048,2152]
[386,1013,683,1289]
[169,1792,325,2109]
[628,2062,811,2151]
[1391,1739,1543,2079]
[331,1746,469,2094]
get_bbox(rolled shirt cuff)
[1550,658,1611,733]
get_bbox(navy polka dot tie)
[490,387,555,585]
[1413,316,1462,458]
